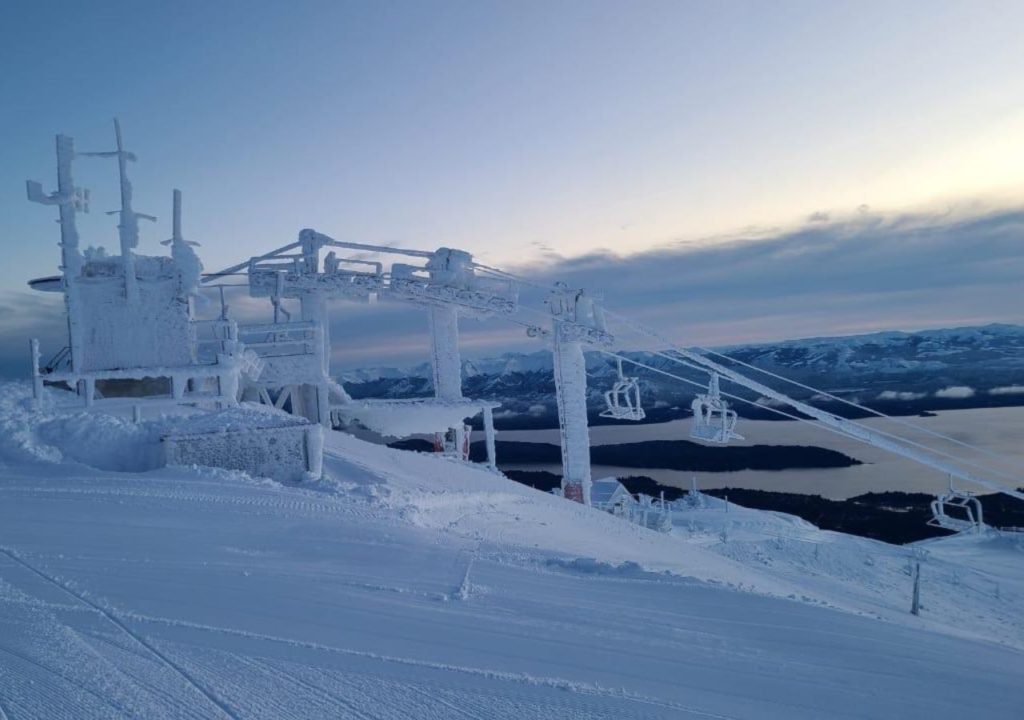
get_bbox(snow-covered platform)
[333,396,500,466]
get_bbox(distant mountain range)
[340,324,1024,427]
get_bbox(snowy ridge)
[1,382,1023,718]
[340,323,1024,415]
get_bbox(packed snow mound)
[37,410,163,471]
[0,383,63,466]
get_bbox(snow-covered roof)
[590,478,630,506]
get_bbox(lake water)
[496,406,1024,500]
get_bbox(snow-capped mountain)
[720,323,1024,383]
[339,324,1024,424]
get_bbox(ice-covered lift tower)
[232,229,387,425]
[231,230,514,464]
[544,284,614,505]
[389,247,516,456]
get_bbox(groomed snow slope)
[1,385,1023,718]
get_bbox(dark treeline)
[389,438,860,472]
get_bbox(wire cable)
[604,340,1024,487]
[598,309,1024,483]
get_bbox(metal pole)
[911,562,921,616]
[483,405,497,470]
[27,135,86,372]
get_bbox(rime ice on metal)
[601,357,645,421]
[928,480,985,533]
[25,122,294,477]
[690,373,743,444]
[214,230,511,465]
[547,284,613,505]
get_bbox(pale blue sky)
[2,0,1023,374]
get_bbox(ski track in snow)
[121,611,739,719]
[0,547,240,720]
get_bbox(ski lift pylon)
[690,373,743,444]
[928,478,984,533]
[601,357,645,421]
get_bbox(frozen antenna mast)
[82,118,156,302]
[161,188,201,251]
[161,189,203,297]
[26,134,88,281]
[26,133,89,372]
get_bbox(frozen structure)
[26,122,316,481]
[537,284,615,505]
[22,121,1023,530]
[690,373,743,444]
[25,123,513,479]
[589,478,671,532]
[161,406,323,482]
[27,122,259,412]
[590,478,634,511]
[203,230,512,468]
[928,480,985,533]
[520,287,1023,530]
[680,476,708,509]
[600,358,645,421]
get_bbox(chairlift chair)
[928,479,984,533]
[601,358,645,421]
[690,373,743,444]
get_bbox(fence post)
[911,562,921,616]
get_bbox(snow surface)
[1,381,1023,718]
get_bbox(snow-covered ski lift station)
[24,120,1024,539]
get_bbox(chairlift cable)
[501,297,1021,486]
[606,327,1024,487]
[602,313,1024,487]
[688,344,1024,473]
[599,317,1024,500]
[601,350,871,443]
